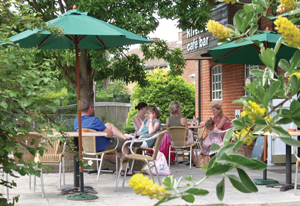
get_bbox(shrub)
[126,68,195,124]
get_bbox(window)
[212,65,222,100]
[245,65,259,95]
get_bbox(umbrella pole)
[67,37,97,201]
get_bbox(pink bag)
[142,150,171,176]
[159,132,175,161]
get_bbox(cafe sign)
[186,27,210,51]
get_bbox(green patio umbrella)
[208,31,297,65]
[3,5,151,200]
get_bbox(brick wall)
[196,59,244,122]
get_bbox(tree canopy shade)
[7,0,215,102]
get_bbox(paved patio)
[4,163,300,206]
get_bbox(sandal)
[120,169,136,176]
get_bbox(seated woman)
[199,104,232,139]
[135,105,161,147]
[165,101,196,165]
[166,101,194,145]
[133,102,148,132]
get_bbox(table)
[265,130,300,191]
[62,132,107,187]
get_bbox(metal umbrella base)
[67,192,98,201]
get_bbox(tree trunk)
[75,49,95,102]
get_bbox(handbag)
[141,150,171,176]
[195,154,210,168]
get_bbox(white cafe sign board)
[186,27,210,52]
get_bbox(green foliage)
[121,125,135,134]
[0,1,65,204]
[96,80,130,103]
[126,68,195,125]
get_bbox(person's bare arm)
[136,122,144,136]
[148,121,160,135]
[133,116,142,130]
[166,118,169,129]
[216,117,227,130]
[180,117,189,136]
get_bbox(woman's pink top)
[213,115,232,139]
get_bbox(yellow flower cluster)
[224,0,235,4]
[207,20,231,39]
[241,100,266,121]
[234,128,254,146]
[274,16,300,48]
[129,174,170,200]
[277,0,295,13]
[289,71,300,79]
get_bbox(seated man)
[74,99,134,176]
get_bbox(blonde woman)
[166,101,196,165]
[199,104,231,139]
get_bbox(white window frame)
[211,65,222,100]
[245,65,259,95]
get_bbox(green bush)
[121,125,135,134]
[126,68,195,124]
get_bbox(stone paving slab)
[4,164,300,206]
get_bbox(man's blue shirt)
[74,115,110,151]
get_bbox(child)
[200,118,224,156]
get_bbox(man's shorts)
[103,137,125,152]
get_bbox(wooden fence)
[55,102,131,127]
[94,102,131,126]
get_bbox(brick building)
[182,1,276,123]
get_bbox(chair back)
[13,133,42,164]
[197,127,205,139]
[81,128,97,154]
[152,130,167,160]
[167,126,187,146]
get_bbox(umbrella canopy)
[4,5,151,198]
[208,31,297,65]
[6,9,151,49]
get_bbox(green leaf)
[206,165,232,176]
[274,37,283,55]
[257,0,268,8]
[276,118,293,125]
[210,143,221,154]
[268,80,281,101]
[237,167,258,192]
[278,59,290,72]
[234,14,242,31]
[216,177,225,201]
[249,24,258,38]
[292,117,300,128]
[181,194,195,203]
[233,120,246,131]
[227,174,251,193]
[223,128,233,146]
[225,154,267,170]
[207,155,217,169]
[271,126,290,137]
[185,188,209,196]
[250,69,264,78]
[279,137,300,147]
[289,50,300,72]
[241,12,254,33]
[252,125,267,135]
